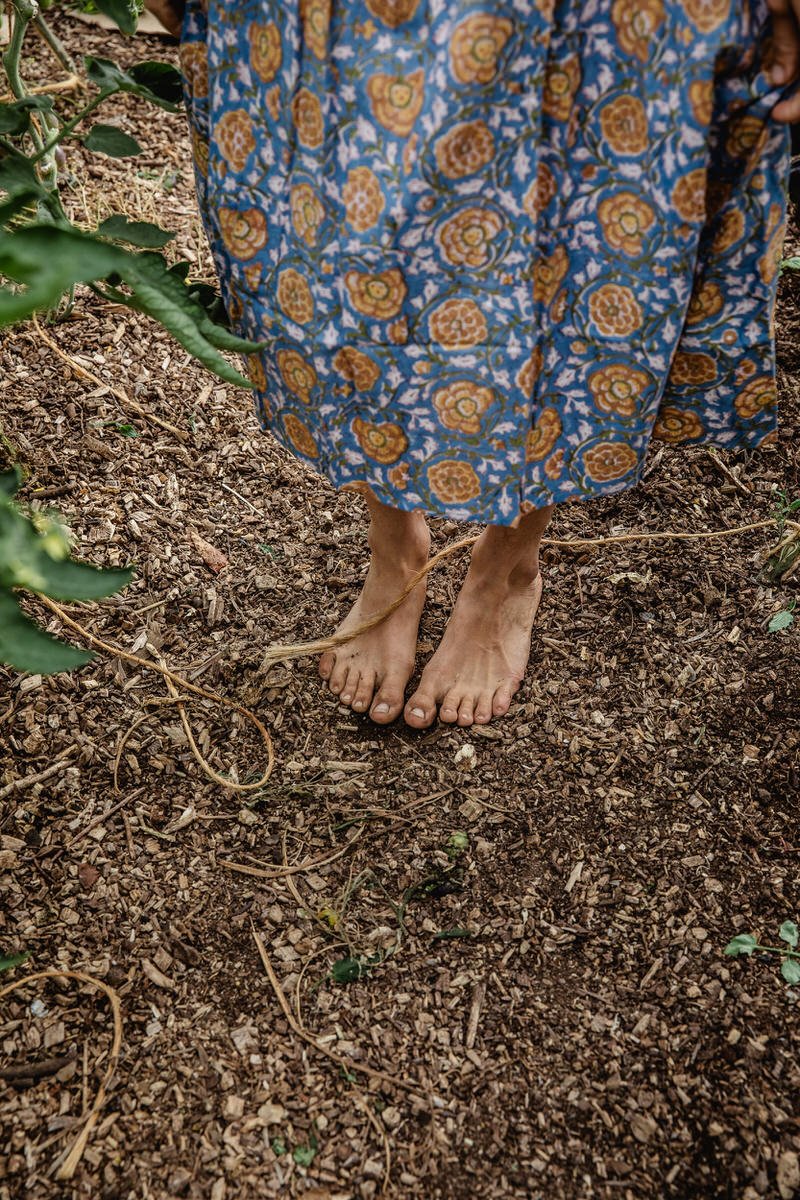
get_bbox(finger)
[772,87,800,121]
[768,9,800,86]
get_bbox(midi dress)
[180,0,789,526]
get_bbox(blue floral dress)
[180,0,789,525]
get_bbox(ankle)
[368,513,430,571]
[468,535,539,593]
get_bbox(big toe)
[404,686,437,729]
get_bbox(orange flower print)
[277,268,315,325]
[300,0,330,59]
[342,167,385,232]
[533,246,569,305]
[435,120,495,179]
[215,109,256,171]
[246,354,267,391]
[388,317,408,344]
[249,22,282,83]
[333,347,382,390]
[429,298,488,349]
[544,448,565,479]
[682,0,730,34]
[588,284,643,337]
[427,459,482,504]
[516,347,544,396]
[688,78,713,125]
[277,349,318,401]
[388,461,410,489]
[365,0,421,28]
[599,95,649,155]
[672,168,707,224]
[759,224,785,285]
[191,127,209,176]
[711,209,745,253]
[583,441,639,481]
[180,41,208,99]
[526,408,562,460]
[352,417,408,463]
[611,0,664,62]
[283,413,319,458]
[653,406,704,442]
[345,268,406,320]
[725,114,767,162]
[542,55,581,122]
[734,376,775,419]
[437,207,504,268]
[588,363,650,416]
[597,191,655,256]
[669,352,717,385]
[432,381,494,434]
[265,85,281,121]
[218,208,268,260]
[290,183,324,246]
[292,88,324,148]
[686,280,724,325]
[523,162,557,219]
[449,13,514,85]
[367,70,424,137]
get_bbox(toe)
[457,696,475,727]
[339,667,360,707]
[474,692,494,724]
[492,679,517,717]
[370,670,408,724]
[439,688,462,724]
[404,686,437,728]
[328,657,349,697]
[351,670,375,714]
[318,651,335,681]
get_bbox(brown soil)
[1,17,799,1200]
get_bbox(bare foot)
[403,533,544,729]
[319,517,429,724]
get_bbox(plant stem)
[29,92,108,162]
[3,0,60,188]
[34,14,77,76]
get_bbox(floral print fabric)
[181,0,789,525]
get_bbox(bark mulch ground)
[1,17,798,1200]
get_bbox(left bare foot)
[403,530,544,728]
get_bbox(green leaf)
[292,1144,317,1167]
[0,155,52,201]
[85,56,182,111]
[0,950,30,973]
[447,830,469,858]
[0,96,54,136]
[270,1137,286,1156]
[781,958,800,985]
[0,590,92,674]
[330,957,369,984]
[779,920,799,949]
[780,256,800,272]
[99,215,174,249]
[28,559,133,602]
[432,927,473,940]
[768,610,795,632]
[84,123,143,158]
[724,933,757,957]
[92,0,139,34]
[0,468,21,500]
[0,224,128,325]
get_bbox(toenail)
[374,702,390,714]
[410,707,425,718]
[342,694,351,702]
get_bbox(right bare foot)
[318,509,430,724]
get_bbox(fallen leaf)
[77,863,99,890]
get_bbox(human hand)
[143,0,185,38]
[768,0,800,121]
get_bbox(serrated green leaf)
[768,610,795,632]
[92,0,138,34]
[724,933,757,957]
[781,958,800,985]
[85,56,182,111]
[0,950,30,973]
[0,224,128,325]
[99,215,174,249]
[779,920,799,949]
[84,123,143,157]
[0,590,92,674]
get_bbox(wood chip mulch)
[1,17,798,1200]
